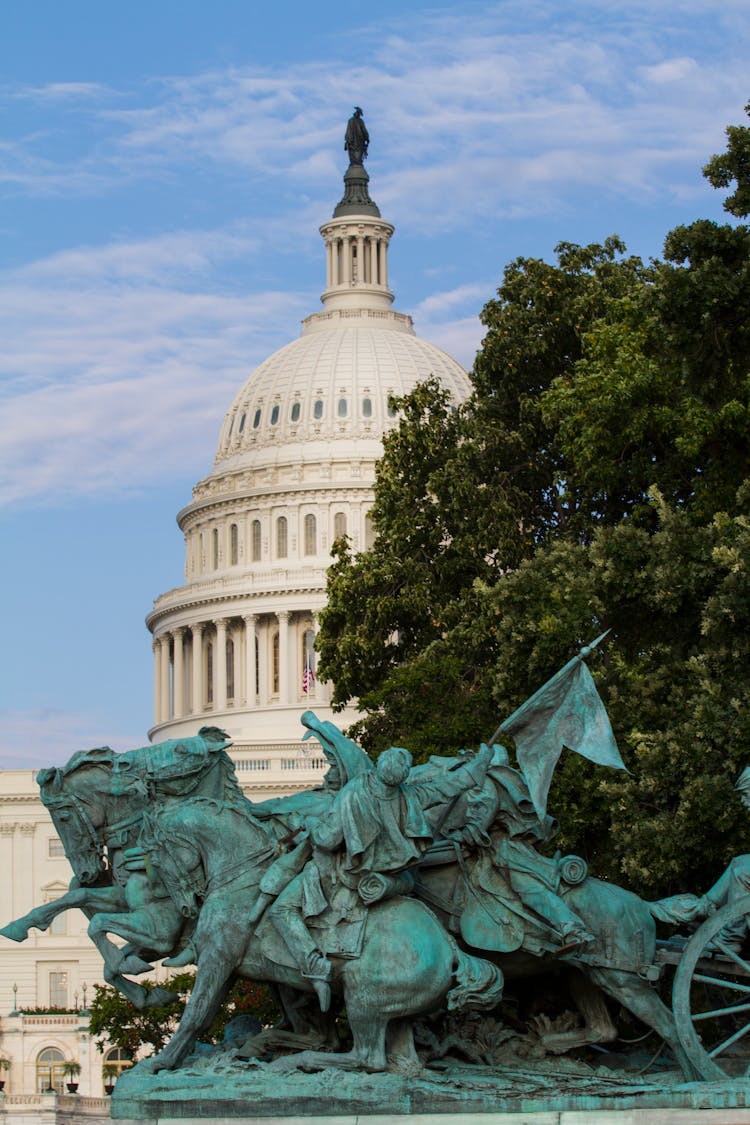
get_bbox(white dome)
[213,308,471,473]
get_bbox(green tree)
[88,974,279,1057]
[318,107,750,893]
[703,101,750,218]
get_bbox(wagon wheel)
[673,893,750,1081]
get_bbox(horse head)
[38,747,116,884]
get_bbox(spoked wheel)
[673,894,750,1081]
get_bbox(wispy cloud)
[0,709,146,770]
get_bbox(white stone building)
[0,134,471,1116]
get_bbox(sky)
[1,0,748,768]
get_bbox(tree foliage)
[88,974,279,1057]
[318,107,750,894]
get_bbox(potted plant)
[102,1063,118,1095]
[0,1057,9,1092]
[62,1061,81,1093]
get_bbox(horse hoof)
[119,955,154,975]
[0,923,28,943]
[145,987,178,1009]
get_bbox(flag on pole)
[491,632,627,819]
[302,658,316,694]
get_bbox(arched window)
[333,512,347,539]
[304,514,316,556]
[238,412,246,434]
[313,399,324,420]
[36,1048,65,1094]
[276,516,288,559]
[301,628,316,695]
[272,632,280,695]
[337,398,348,418]
[226,637,235,701]
[251,519,261,562]
[290,402,301,422]
[362,397,373,418]
[270,405,280,425]
[230,524,238,565]
[103,1047,132,1089]
[253,409,261,429]
[212,528,219,569]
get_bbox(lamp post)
[10,984,17,1016]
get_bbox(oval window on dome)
[271,405,280,425]
[313,400,324,420]
[291,402,301,422]
[253,409,262,429]
[238,412,246,433]
[362,397,372,418]
[387,399,397,419]
[337,398,348,418]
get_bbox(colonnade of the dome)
[152,609,324,727]
[319,217,394,311]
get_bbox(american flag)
[302,661,316,694]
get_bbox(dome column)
[152,640,161,726]
[244,614,257,707]
[159,635,171,722]
[278,610,290,704]
[214,618,228,710]
[191,623,204,713]
[173,628,186,718]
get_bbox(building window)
[45,895,67,936]
[333,512,347,539]
[304,514,316,556]
[387,398,397,418]
[313,399,323,420]
[276,516,288,559]
[49,971,69,1008]
[251,519,261,561]
[103,1048,132,1088]
[272,632,280,695]
[230,524,239,565]
[253,409,261,429]
[337,398,348,418]
[226,637,235,701]
[291,402,301,422]
[270,404,279,425]
[302,628,316,695]
[48,838,65,858]
[238,412,246,434]
[212,528,219,569]
[362,397,373,417]
[37,1048,65,1094]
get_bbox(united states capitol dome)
[147,111,472,777]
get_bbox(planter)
[0,1081,5,1092]
[66,1083,79,1094]
[104,1085,115,1096]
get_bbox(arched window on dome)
[212,529,219,570]
[251,520,261,562]
[304,514,317,556]
[301,628,316,697]
[387,397,398,419]
[272,631,280,695]
[313,400,324,420]
[334,512,347,540]
[276,517,288,559]
[238,412,246,434]
[253,409,261,429]
[291,402,301,422]
[36,1048,65,1094]
[362,397,373,418]
[230,524,239,566]
[270,404,280,426]
[226,637,235,701]
[337,398,348,418]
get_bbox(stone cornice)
[147,582,327,630]
[178,477,377,529]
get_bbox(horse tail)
[445,936,504,1012]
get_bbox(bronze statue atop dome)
[345,106,369,166]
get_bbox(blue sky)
[1,0,748,767]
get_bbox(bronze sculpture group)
[6,643,750,1084]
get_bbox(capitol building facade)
[0,126,471,1113]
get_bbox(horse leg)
[1,884,123,941]
[588,966,698,1079]
[386,1019,422,1074]
[534,967,617,1054]
[88,913,157,976]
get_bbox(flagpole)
[487,630,610,747]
